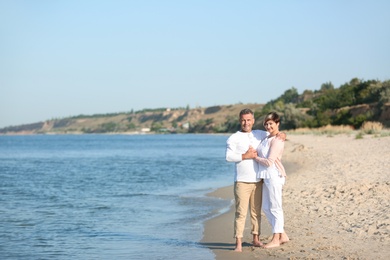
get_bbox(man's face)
[240,113,254,133]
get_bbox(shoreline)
[201,134,390,259]
[201,185,275,260]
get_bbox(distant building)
[182,122,190,129]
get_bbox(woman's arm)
[255,138,284,167]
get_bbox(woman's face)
[264,120,279,135]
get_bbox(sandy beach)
[201,134,390,259]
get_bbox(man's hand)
[242,146,257,160]
[276,132,287,141]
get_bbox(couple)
[225,108,289,252]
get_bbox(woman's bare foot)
[280,232,289,244]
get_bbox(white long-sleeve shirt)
[256,136,286,179]
[226,130,268,182]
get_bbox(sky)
[1,0,389,128]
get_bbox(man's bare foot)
[263,241,280,248]
[252,240,264,247]
[252,234,263,247]
[234,245,242,252]
[234,238,242,252]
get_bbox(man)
[225,108,268,252]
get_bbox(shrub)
[360,121,383,134]
[355,132,364,139]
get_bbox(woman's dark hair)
[263,112,280,126]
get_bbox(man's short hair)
[239,108,254,118]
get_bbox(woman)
[255,112,289,248]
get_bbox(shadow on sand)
[199,242,253,251]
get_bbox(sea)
[0,134,235,260]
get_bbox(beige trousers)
[234,181,263,238]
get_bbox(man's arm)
[226,137,257,162]
[226,136,241,162]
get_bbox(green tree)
[151,122,163,131]
[313,88,339,110]
[280,87,299,103]
[282,104,312,129]
[337,83,356,107]
[100,122,117,132]
[127,123,136,129]
[224,116,241,132]
[320,82,334,91]
[379,80,390,105]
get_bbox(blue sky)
[1,0,389,128]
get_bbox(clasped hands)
[242,146,257,160]
[242,132,286,161]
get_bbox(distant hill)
[1,78,389,135]
[0,103,263,135]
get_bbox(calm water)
[0,134,234,260]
